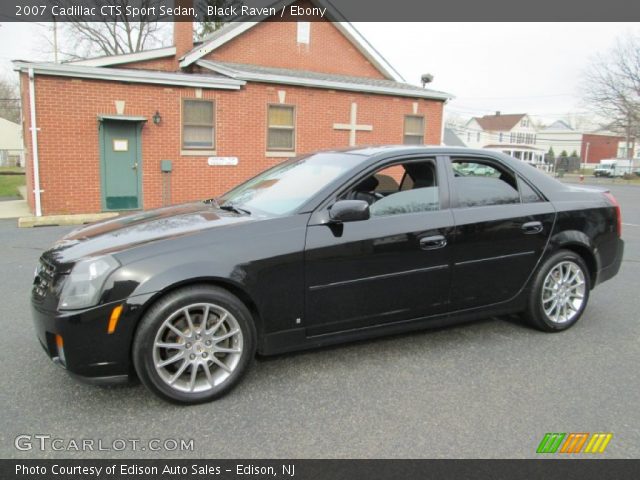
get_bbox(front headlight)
[58,256,120,310]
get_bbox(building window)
[510,132,516,143]
[476,132,481,142]
[403,115,424,145]
[267,105,295,151]
[182,99,215,150]
[499,133,503,142]
[521,118,529,127]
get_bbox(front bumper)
[31,293,155,382]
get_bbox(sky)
[1,21,638,127]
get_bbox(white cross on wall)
[333,102,373,147]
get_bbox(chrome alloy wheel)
[541,261,586,324]
[152,303,243,393]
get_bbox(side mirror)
[329,200,370,223]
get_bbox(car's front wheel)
[133,285,256,404]
[524,250,591,332]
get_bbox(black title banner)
[1,0,639,22]
[2,459,640,480]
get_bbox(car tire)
[133,285,256,404]
[523,250,591,332]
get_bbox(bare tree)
[582,32,640,160]
[0,77,21,124]
[195,0,244,41]
[48,0,171,60]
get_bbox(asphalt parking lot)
[1,179,638,459]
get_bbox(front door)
[304,157,455,336]
[100,121,141,210]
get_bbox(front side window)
[267,105,295,151]
[452,159,520,207]
[341,159,439,217]
[403,115,425,145]
[182,99,215,150]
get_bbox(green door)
[100,121,142,210]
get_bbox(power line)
[447,105,594,119]
[454,93,575,100]
[448,124,630,145]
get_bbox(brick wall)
[581,134,623,164]
[23,74,443,215]
[206,18,386,79]
[121,55,179,72]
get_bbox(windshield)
[217,153,364,215]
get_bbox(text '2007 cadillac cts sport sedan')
[32,146,624,404]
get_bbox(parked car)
[32,147,624,404]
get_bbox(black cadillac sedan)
[32,147,624,404]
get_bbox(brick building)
[15,1,451,216]
[580,133,630,165]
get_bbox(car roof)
[327,145,487,157]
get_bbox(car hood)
[45,202,255,267]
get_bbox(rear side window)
[455,177,520,207]
[518,176,543,203]
[452,159,520,208]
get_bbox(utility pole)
[53,17,59,63]
[585,142,590,166]
[626,113,633,175]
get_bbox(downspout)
[28,68,42,217]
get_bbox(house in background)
[536,121,633,167]
[536,120,582,158]
[443,127,466,147]
[0,117,24,167]
[463,112,547,168]
[14,0,452,216]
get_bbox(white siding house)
[536,120,583,158]
[463,112,547,168]
[0,118,24,167]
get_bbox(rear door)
[446,155,556,311]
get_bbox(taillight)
[603,192,621,237]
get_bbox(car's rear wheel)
[133,285,256,404]
[524,250,590,332]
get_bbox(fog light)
[108,304,124,334]
[55,334,66,366]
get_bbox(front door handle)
[132,162,138,171]
[420,235,447,250]
[522,221,543,234]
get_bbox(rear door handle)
[522,221,543,234]
[420,235,447,250]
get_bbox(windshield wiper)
[219,203,251,215]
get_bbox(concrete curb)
[18,213,119,228]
